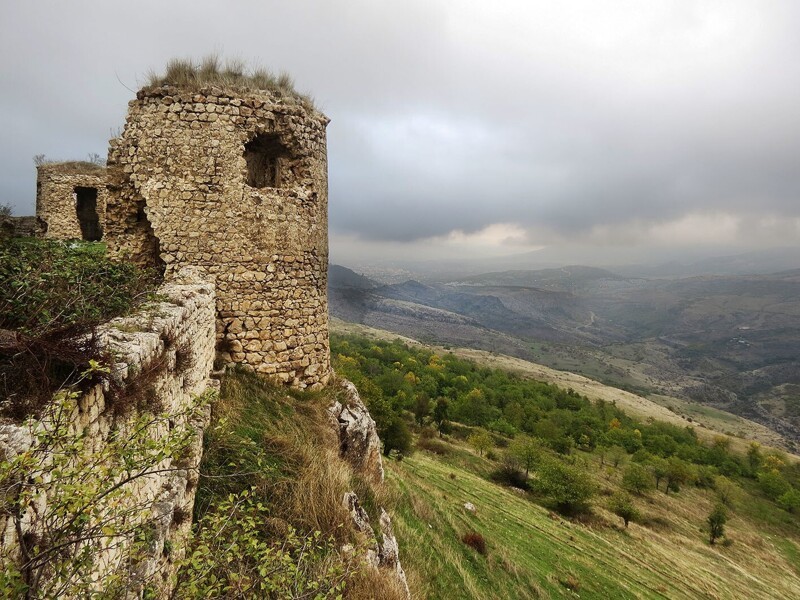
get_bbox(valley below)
[329,263,800,451]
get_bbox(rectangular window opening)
[74,186,102,241]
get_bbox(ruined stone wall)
[105,85,331,388]
[0,268,216,597]
[0,215,44,238]
[36,162,109,240]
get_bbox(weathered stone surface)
[36,162,109,240]
[343,491,372,534]
[337,386,408,597]
[0,268,217,598]
[342,492,410,598]
[101,84,332,389]
[328,379,384,484]
[378,508,410,597]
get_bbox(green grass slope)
[389,445,800,599]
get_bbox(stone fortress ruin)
[3,62,410,598]
[33,66,332,389]
[36,161,109,241]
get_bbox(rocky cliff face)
[328,379,385,484]
[329,380,409,597]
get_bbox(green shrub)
[707,503,728,545]
[0,238,152,337]
[174,489,347,599]
[534,458,596,514]
[621,463,655,495]
[757,470,791,501]
[608,492,639,528]
[0,238,155,418]
[778,488,800,513]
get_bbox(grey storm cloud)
[2,0,800,256]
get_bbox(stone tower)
[103,82,331,389]
[35,161,109,241]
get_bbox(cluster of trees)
[331,335,800,524]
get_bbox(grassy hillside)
[173,369,407,599]
[330,325,800,598]
[387,436,800,599]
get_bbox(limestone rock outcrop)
[333,380,408,597]
[328,379,384,484]
[343,492,410,598]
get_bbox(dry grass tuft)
[196,368,409,596]
[345,565,410,600]
[145,54,312,106]
[284,445,353,541]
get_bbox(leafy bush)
[0,238,155,418]
[174,489,348,599]
[778,488,800,513]
[534,458,597,514]
[707,503,728,545]
[622,463,655,496]
[0,238,152,337]
[758,470,791,501]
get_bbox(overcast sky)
[2,1,799,265]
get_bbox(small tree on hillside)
[622,463,655,496]
[608,492,639,528]
[746,442,763,472]
[468,430,493,457]
[382,416,412,457]
[707,503,728,545]
[508,435,543,477]
[650,457,669,491]
[607,445,627,469]
[413,391,431,425]
[714,476,737,507]
[665,456,692,493]
[433,397,450,437]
